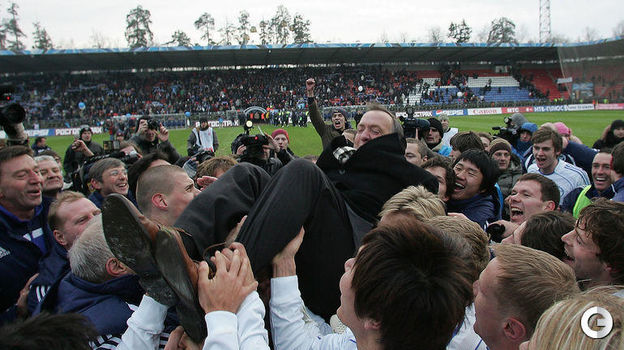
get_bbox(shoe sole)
[154,229,207,343]
[102,194,177,306]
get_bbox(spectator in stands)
[0,146,53,323]
[477,132,493,152]
[269,129,296,165]
[130,117,180,164]
[136,165,200,227]
[521,291,623,350]
[404,138,429,166]
[38,216,176,347]
[472,244,579,350]
[35,155,64,199]
[439,114,458,147]
[422,157,454,202]
[27,191,100,312]
[561,151,615,217]
[269,213,473,350]
[423,117,451,156]
[612,142,624,202]
[306,78,349,149]
[562,199,624,290]
[447,149,500,228]
[87,158,134,209]
[527,128,589,200]
[593,119,624,150]
[489,138,522,199]
[30,137,51,156]
[63,126,103,181]
[186,117,219,156]
[449,131,484,159]
[502,211,574,262]
[490,173,559,238]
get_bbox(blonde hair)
[379,185,445,220]
[425,215,489,282]
[48,191,86,231]
[492,244,580,335]
[529,288,624,349]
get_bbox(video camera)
[400,107,430,139]
[231,120,269,162]
[0,84,28,146]
[70,151,140,195]
[492,116,517,144]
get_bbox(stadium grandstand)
[1,38,623,129]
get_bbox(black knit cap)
[427,118,444,135]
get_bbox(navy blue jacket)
[27,241,69,313]
[0,197,53,322]
[613,177,624,202]
[447,193,498,229]
[43,273,144,336]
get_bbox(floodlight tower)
[539,0,552,42]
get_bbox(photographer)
[62,126,104,182]
[187,117,219,156]
[231,126,283,176]
[130,117,180,164]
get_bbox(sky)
[7,0,623,49]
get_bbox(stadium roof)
[1,37,622,74]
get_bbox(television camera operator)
[231,121,282,176]
[0,84,29,149]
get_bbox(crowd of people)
[1,77,624,350]
[7,66,423,128]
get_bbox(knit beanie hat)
[427,118,444,135]
[489,138,512,157]
[332,107,349,120]
[271,128,289,142]
[553,122,571,136]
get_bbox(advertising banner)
[596,103,624,110]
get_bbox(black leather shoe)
[102,193,177,307]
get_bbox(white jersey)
[527,160,590,200]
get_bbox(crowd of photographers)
[0,77,624,350]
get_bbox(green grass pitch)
[44,110,622,162]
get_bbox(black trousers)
[175,159,356,320]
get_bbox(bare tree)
[398,32,410,43]
[378,31,389,43]
[125,5,153,48]
[90,30,110,48]
[195,12,215,45]
[427,26,443,44]
[548,32,570,44]
[580,26,599,42]
[613,20,624,37]
[32,21,53,50]
[218,19,236,45]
